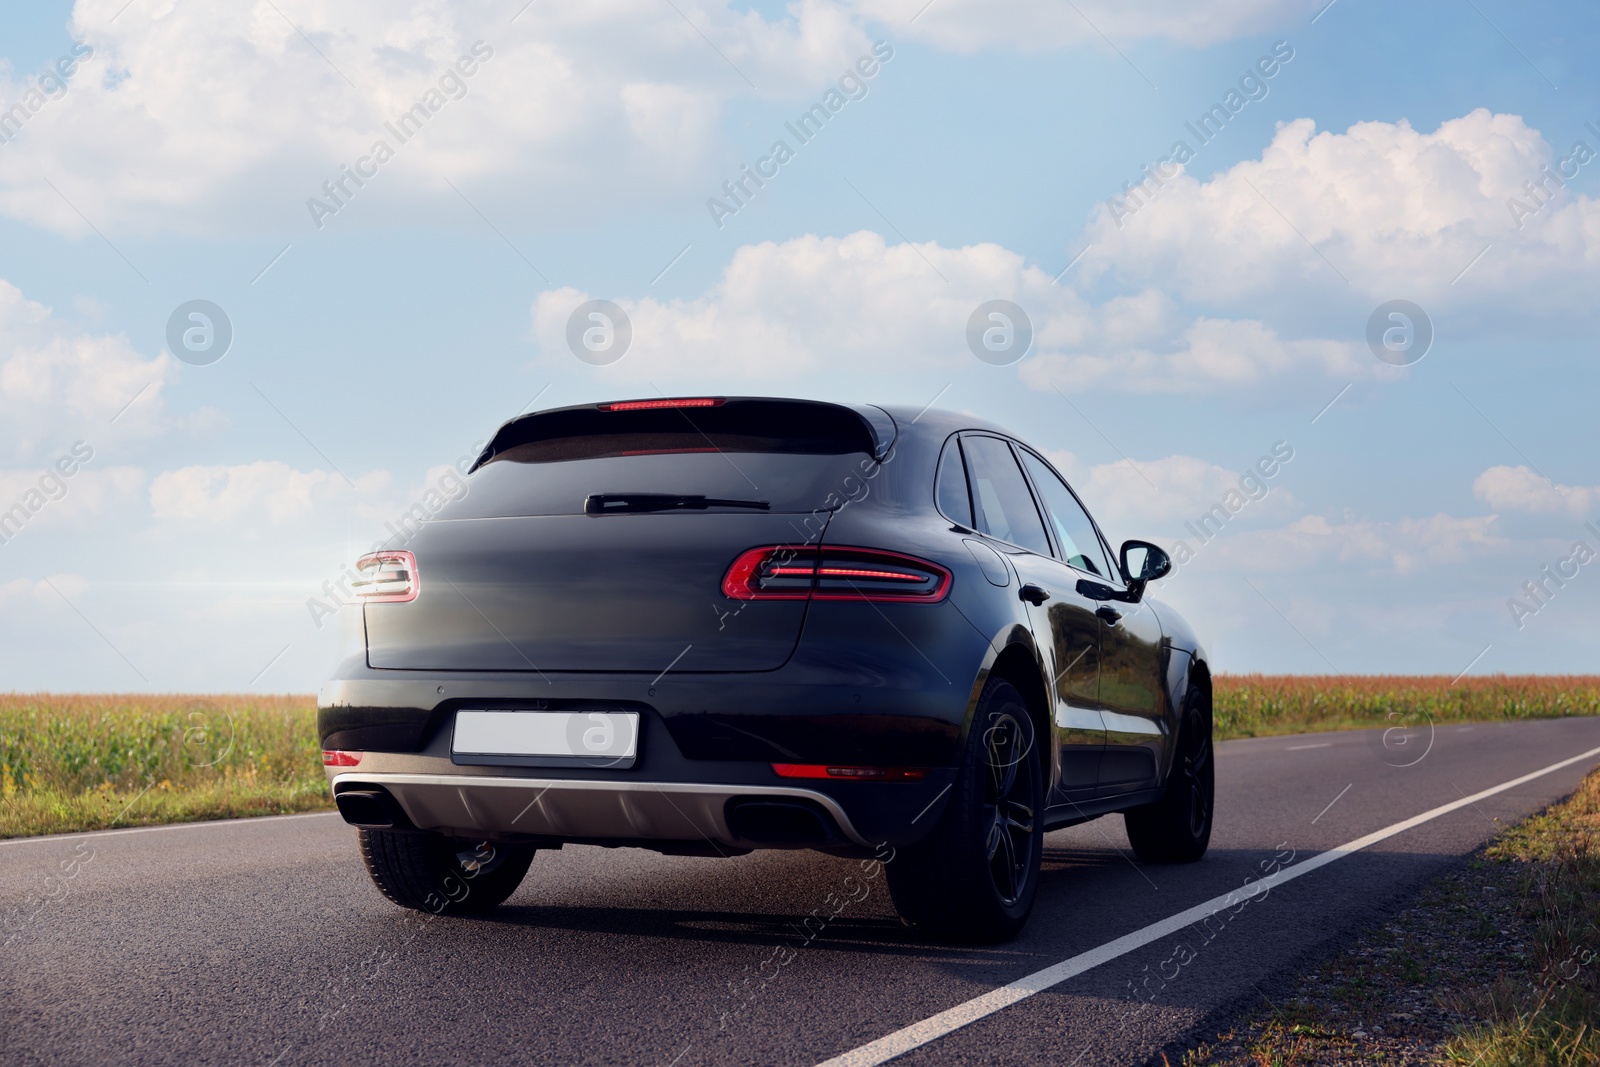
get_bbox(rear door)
[1015,447,1167,790]
[364,398,883,673]
[956,434,1104,796]
[1095,596,1168,789]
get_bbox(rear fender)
[1156,649,1211,785]
[963,623,1057,796]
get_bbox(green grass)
[0,694,329,839]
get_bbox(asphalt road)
[5,716,1599,1067]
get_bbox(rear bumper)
[330,769,876,850]
[324,742,957,851]
[317,611,987,849]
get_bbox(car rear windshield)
[443,400,878,518]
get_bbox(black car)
[319,396,1214,943]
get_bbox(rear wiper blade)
[584,493,771,515]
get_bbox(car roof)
[876,404,1014,442]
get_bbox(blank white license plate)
[452,710,639,765]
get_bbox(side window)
[1019,450,1114,578]
[961,436,1052,557]
[935,438,973,526]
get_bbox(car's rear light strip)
[599,397,724,411]
[723,546,952,602]
[769,566,926,582]
[322,750,362,767]
[351,550,418,603]
[772,763,929,782]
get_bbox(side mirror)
[1119,540,1171,601]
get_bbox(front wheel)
[886,677,1043,944]
[358,829,535,915]
[1124,682,1213,863]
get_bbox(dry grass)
[0,693,328,839]
[1442,768,1600,1067]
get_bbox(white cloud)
[0,573,90,605]
[847,0,1301,52]
[0,464,145,533]
[1018,315,1370,392]
[0,0,874,234]
[1083,109,1600,309]
[1474,464,1600,518]
[535,231,1017,377]
[0,280,174,458]
[0,2,1363,236]
[1041,448,1299,541]
[1199,512,1507,576]
[519,109,1600,396]
[149,461,389,527]
[531,230,1367,391]
[0,2,1321,236]
[1036,451,1508,580]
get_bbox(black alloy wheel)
[981,710,1039,906]
[885,677,1044,943]
[1125,682,1214,863]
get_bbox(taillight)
[772,763,929,782]
[351,550,418,603]
[322,750,362,767]
[598,397,724,411]
[723,546,952,602]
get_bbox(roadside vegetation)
[1,677,1597,839]
[1443,766,1600,1066]
[1214,674,1600,740]
[0,693,326,839]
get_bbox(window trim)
[1011,441,1124,586]
[956,433,1056,558]
[932,433,975,529]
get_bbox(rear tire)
[886,677,1043,944]
[358,830,534,915]
[1124,682,1213,863]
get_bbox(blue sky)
[0,0,1597,692]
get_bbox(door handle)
[1096,605,1122,624]
[1018,583,1050,606]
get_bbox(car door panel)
[1010,446,1172,793]
[1096,598,1169,788]
[1003,549,1105,796]
[955,434,1105,796]
[1028,562,1105,794]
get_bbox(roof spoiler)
[469,397,897,472]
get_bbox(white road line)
[813,743,1600,1067]
[1285,742,1332,751]
[0,810,339,848]
[1311,783,1352,824]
